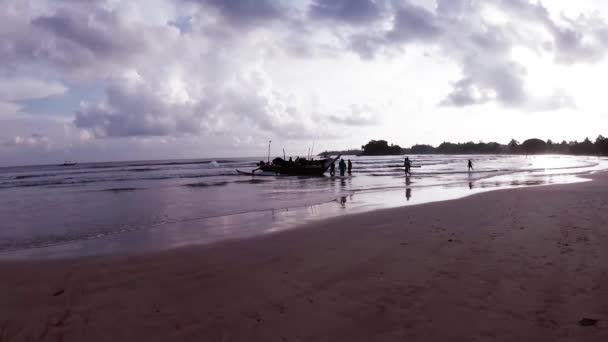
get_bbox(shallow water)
[1,154,606,259]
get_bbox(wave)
[234,179,270,184]
[183,181,229,188]
[14,174,46,180]
[100,187,142,192]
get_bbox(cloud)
[0,102,21,119]
[0,78,67,102]
[3,134,52,149]
[181,0,287,31]
[1,0,177,79]
[3,0,608,166]
[309,0,386,24]
[74,75,207,137]
[385,2,441,44]
[328,104,378,126]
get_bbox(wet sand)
[1,174,608,341]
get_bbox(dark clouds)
[309,0,386,24]
[31,8,146,64]
[386,2,441,43]
[186,0,287,27]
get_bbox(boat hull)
[257,155,341,176]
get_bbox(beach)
[1,155,606,257]
[1,173,607,341]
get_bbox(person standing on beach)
[347,159,353,174]
[339,159,347,177]
[330,161,335,176]
[468,159,473,172]
[404,157,412,176]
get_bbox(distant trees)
[508,139,519,153]
[401,135,608,156]
[436,141,502,154]
[596,135,608,155]
[361,140,403,155]
[410,144,435,154]
[328,135,608,156]
[520,138,547,154]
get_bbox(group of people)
[328,157,474,177]
[329,158,352,177]
[403,157,474,176]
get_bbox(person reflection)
[405,175,412,201]
[469,181,474,190]
[340,196,347,207]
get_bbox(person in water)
[329,161,336,176]
[339,159,347,176]
[404,157,412,176]
[347,159,353,174]
[468,159,473,172]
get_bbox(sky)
[2,0,608,166]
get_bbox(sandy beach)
[1,173,608,341]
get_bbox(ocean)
[1,154,607,259]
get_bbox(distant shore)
[1,173,607,341]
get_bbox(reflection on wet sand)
[405,175,412,200]
[2,167,596,260]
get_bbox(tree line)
[328,136,608,156]
[407,136,608,155]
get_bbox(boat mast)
[267,140,272,164]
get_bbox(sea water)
[1,154,606,259]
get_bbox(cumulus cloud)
[74,74,206,137]
[187,0,287,27]
[309,0,387,24]
[328,104,378,126]
[0,78,66,102]
[3,134,52,149]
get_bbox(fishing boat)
[60,161,77,167]
[238,154,341,176]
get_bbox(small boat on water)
[238,154,341,176]
[60,161,77,167]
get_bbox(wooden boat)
[250,154,341,176]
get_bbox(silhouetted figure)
[347,159,353,174]
[288,157,293,164]
[339,159,346,177]
[406,188,411,201]
[329,162,335,176]
[404,157,412,176]
[468,159,473,172]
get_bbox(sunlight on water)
[0,154,607,259]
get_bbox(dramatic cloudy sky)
[2,0,608,165]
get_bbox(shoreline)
[1,173,607,340]
[0,170,595,260]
